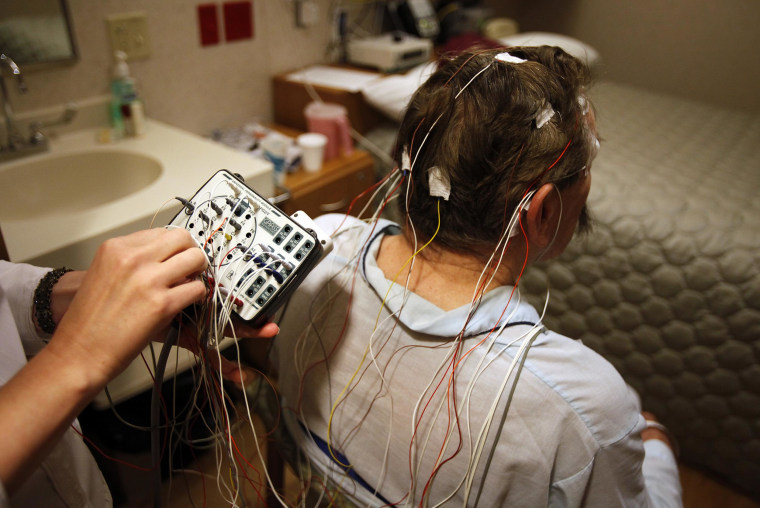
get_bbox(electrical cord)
[151,327,179,508]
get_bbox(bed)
[355,60,760,497]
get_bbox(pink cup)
[304,102,354,160]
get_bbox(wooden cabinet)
[272,68,384,135]
[275,130,376,218]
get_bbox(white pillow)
[360,61,437,122]
[497,32,601,68]
[360,33,600,122]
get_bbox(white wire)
[162,73,571,504]
[411,191,533,498]
[427,293,527,507]
[463,288,551,505]
[454,63,493,100]
[382,184,544,504]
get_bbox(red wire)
[295,173,407,411]
[70,424,154,472]
[229,433,267,506]
[442,48,495,88]
[218,244,241,270]
[333,166,399,234]
[413,195,536,501]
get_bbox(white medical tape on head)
[495,52,527,64]
[578,95,590,115]
[428,166,451,200]
[535,103,555,129]
[402,146,411,173]
[507,190,536,238]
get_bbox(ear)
[524,183,562,251]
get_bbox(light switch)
[106,12,152,60]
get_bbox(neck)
[376,233,526,311]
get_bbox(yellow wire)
[325,200,442,467]
[228,467,238,500]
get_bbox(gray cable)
[151,328,179,508]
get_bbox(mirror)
[0,0,78,68]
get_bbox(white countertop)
[1,119,273,268]
[0,116,273,408]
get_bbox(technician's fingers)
[206,349,257,386]
[122,228,202,264]
[166,279,207,315]
[231,320,280,339]
[159,244,208,287]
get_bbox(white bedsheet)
[521,81,760,496]
[359,79,760,496]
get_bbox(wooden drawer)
[283,164,373,217]
[272,69,384,135]
[279,146,376,218]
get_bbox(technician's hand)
[177,316,279,386]
[48,228,208,390]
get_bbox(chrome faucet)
[0,54,76,162]
[0,53,27,152]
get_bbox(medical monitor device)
[168,169,332,328]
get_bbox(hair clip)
[495,52,527,64]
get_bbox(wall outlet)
[106,12,152,60]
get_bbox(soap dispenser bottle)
[110,51,133,138]
[121,91,145,137]
[109,51,146,137]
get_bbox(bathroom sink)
[0,109,275,409]
[0,115,273,267]
[0,150,162,221]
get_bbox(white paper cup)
[297,132,328,172]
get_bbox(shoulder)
[315,214,399,260]
[525,328,641,446]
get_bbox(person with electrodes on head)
[271,46,682,506]
[0,228,279,507]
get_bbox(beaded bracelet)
[33,267,73,335]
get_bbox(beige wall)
[484,0,760,113]
[8,0,334,136]
[9,0,759,132]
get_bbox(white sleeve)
[643,439,683,508]
[0,261,52,356]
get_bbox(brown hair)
[395,46,596,255]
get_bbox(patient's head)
[395,46,598,256]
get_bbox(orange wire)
[203,217,228,251]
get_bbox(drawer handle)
[319,197,349,212]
